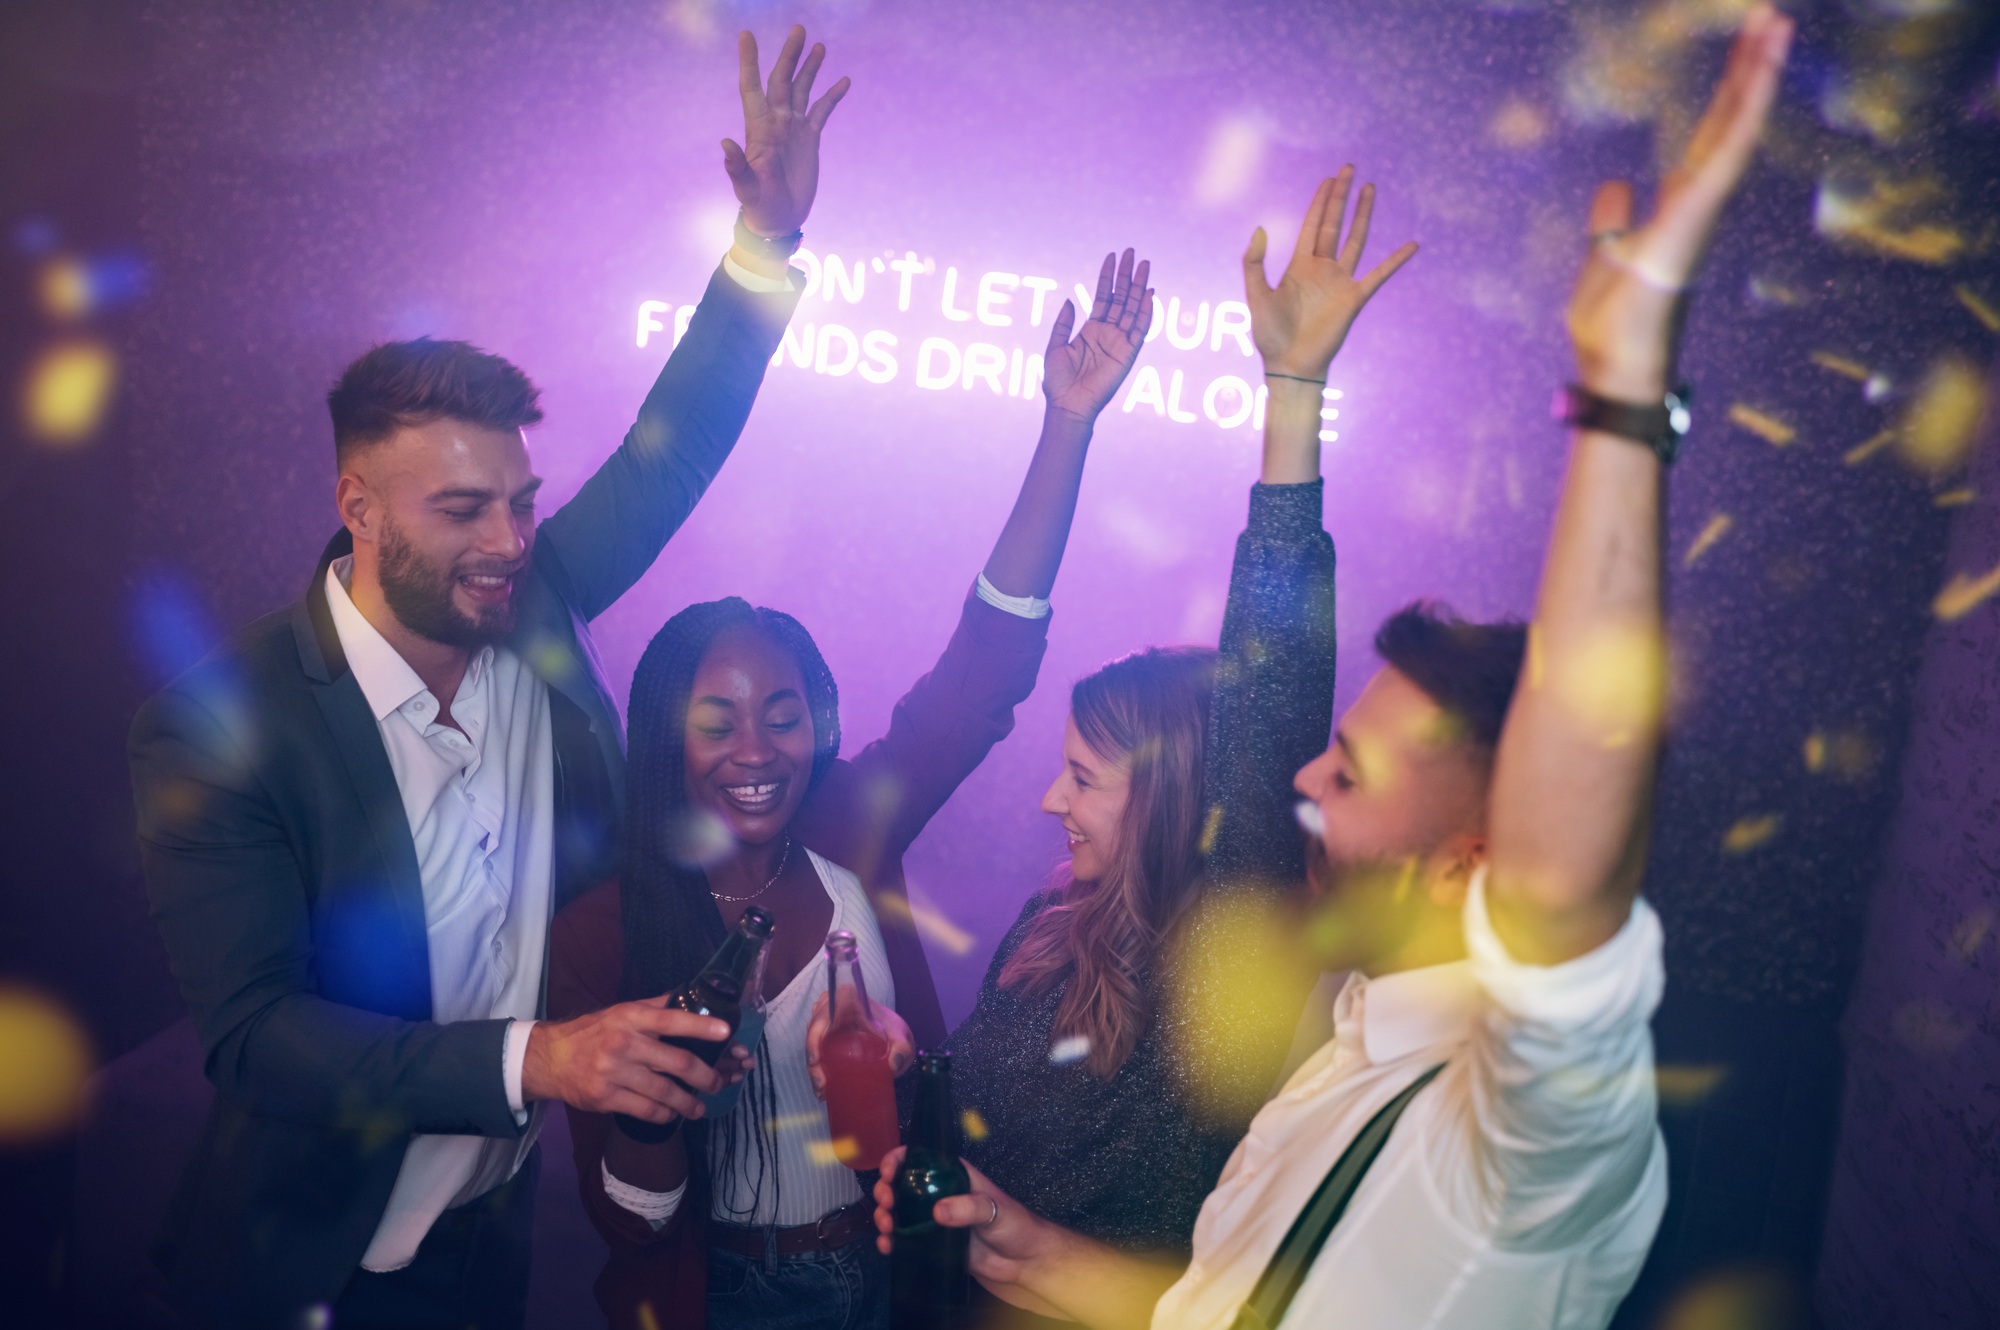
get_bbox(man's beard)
[378,516,518,648]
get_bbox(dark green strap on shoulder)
[1228,1063,1446,1330]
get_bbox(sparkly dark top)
[947,481,1339,1255]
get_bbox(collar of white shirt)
[1333,958,1481,1067]
[325,556,492,722]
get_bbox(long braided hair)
[620,596,842,1216]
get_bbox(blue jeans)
[707,1231,888,1330]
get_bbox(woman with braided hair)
[547,249,1158,1330]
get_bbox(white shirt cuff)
[1461,867,1665,1031]
[722,250,796,293]
[975,572,1052,620]
[602,1159,687,1231]
[503,1019,534,1125]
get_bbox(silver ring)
[982,1196,1001,1228]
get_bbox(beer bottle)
[819,930,900,1169]
[892,1051,972,1326]
[614,905,774,1144]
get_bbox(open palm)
[1245,167,1417,379]
[1042,249,1154,422]
[723,26,850,237]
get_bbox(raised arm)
[982,248,1155,598]
[798,250,1153,1049]
[534,26,847,620]
[1487,4,1793,964]
[801,247,1155,858]
[1205,169,1417,887]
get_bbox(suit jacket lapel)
[298,531,434,1017]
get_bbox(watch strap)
[733,209,804,262]
[1555,383,1690,465]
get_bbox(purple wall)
[1818,370,2000,1328]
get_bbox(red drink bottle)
[820,930,901,1170]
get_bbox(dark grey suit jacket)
[127,266,800,1327]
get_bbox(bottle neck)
[908,1069,955,1154]
[699,926,768,996]
[827,947,876,1026]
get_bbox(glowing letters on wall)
[635,246,1341,441]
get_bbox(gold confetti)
[1728,403,1795,447]
[22,339,116,445]
[1892,1002,1967,1056]
[960,1109,990,1142]
[1897,355,1987,476]
[1683,514,1733,567]
[0,989,95,1144]
[1810,350,1870,382]
[1933,562,2000,622]
[1722,815,1782,854]
[1655,1064,1728,1107]
[1951,909,1993,962]
[1954,285,2000,333]
[1844,428,1896,466]
[875,890,975,956]
[1934,488,1976,508]
[1804,729,1877,781]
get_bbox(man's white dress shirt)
[1153,870,1667,1330]
[325,559,554,1273]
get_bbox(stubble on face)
[378,511,517,647]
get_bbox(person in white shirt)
[868,8,1797,1329]
[128,25,849,1330]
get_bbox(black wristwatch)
[1553,383,1692,465]
[733,209,804,263]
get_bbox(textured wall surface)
[1818,374,2000,1329]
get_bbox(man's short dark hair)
[1374,600,1528,754]
[327,337,543,461]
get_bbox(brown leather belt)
[710,1197,876,1257]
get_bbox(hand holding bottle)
[805,988,916,1100]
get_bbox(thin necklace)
[709,833,794,904]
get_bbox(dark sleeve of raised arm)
[533,264,804,621]
[130,685,520,1138]
[807,589,1052,874]
[1167,480,1337,1130]
[1203,480,1338,889]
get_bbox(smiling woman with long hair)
[547,251,1158,1330]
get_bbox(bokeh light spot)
[0,987,95,1144]
[22,339,117,445]
[1895,354,1987,476]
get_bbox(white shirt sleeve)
[502,1019,534,1125]
[601,1159,688,1231]
[1445,869,1665,1251]
[974,572,1052,620]
[722,250,797,293]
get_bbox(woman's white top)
[604,849,895,1230]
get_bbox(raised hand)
[723,26,851,238]
[1042,249,1155,423]
[1568,2,1792,399]
[1244,167,1417,380]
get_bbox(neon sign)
[634,246,1340,442]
